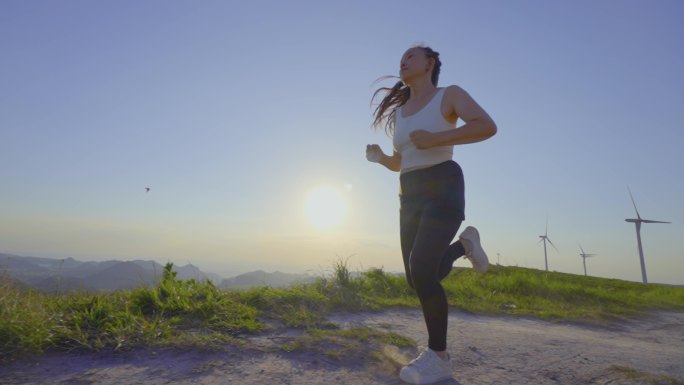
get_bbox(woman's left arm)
[409,85,497,149]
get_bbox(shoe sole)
[462,227,489,273]
[399,371,453,384]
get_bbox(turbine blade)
[545,216,548,236]
[627,186,642,219]
[547,238,559,252]
[578,243,585,254]
[642,220,671,224]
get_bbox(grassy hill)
[2,261,683,363]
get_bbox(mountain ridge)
[1,253,317,292]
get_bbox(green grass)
[1,263,260,361]
[609,365,684,384]
[2,261,684,363]
[444,266,684,322]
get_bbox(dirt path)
[2,309,683,384]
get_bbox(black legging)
[399,160,466,352]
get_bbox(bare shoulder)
[444,84,484,107]
[442,85,470,118]
[443,84,469,99]
[442,84,493,123]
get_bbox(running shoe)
[399,348,453,384]
[459,226,489,273]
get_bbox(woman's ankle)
[431,349,449,359]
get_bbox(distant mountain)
[129,260,222,284]
[0,254,56,285]
[204,272,224,284]
[82,261,157,291]
[221,270,317,289]
[0,273,31,291]
[174,263,210,281]
[1,252,321,292]
[0,253,225,292]
[130,260,166,279]
[64,260,121,279]
[32,275,91,293]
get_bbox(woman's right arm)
[379,150,401,172]
[367,145,401,172]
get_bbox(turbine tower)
[538,218,558,271]
[625,187,671,284]
[578,243,596,276]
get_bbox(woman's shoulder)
[443,84,466,94]
[442,85,471,101]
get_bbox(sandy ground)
[1,309,683,385]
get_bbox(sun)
[304,185,347,228]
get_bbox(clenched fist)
[366,144,384,163]
[409,130,437,149]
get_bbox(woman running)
[366,45,497,384]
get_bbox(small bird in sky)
[145,187,150,193]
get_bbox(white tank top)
[393,87,454,171]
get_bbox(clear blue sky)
[1,0,682,284]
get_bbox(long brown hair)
[371,46,442,135]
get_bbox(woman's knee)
[409,261,437,291]
[404,271,415,289]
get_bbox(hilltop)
[1,262,683,384]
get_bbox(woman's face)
[399,48,431,83]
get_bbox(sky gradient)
[1,0,682,284]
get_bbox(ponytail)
[371,77,410,135]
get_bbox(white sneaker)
[459,226,489,273]
[399,348,453,384]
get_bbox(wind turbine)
[625,187,671,284]
[578,243,596,276]
[538,218,558,271]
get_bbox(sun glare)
[305,185,347,229]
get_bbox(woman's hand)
[409,129,437,149]
[366,144,384,163]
